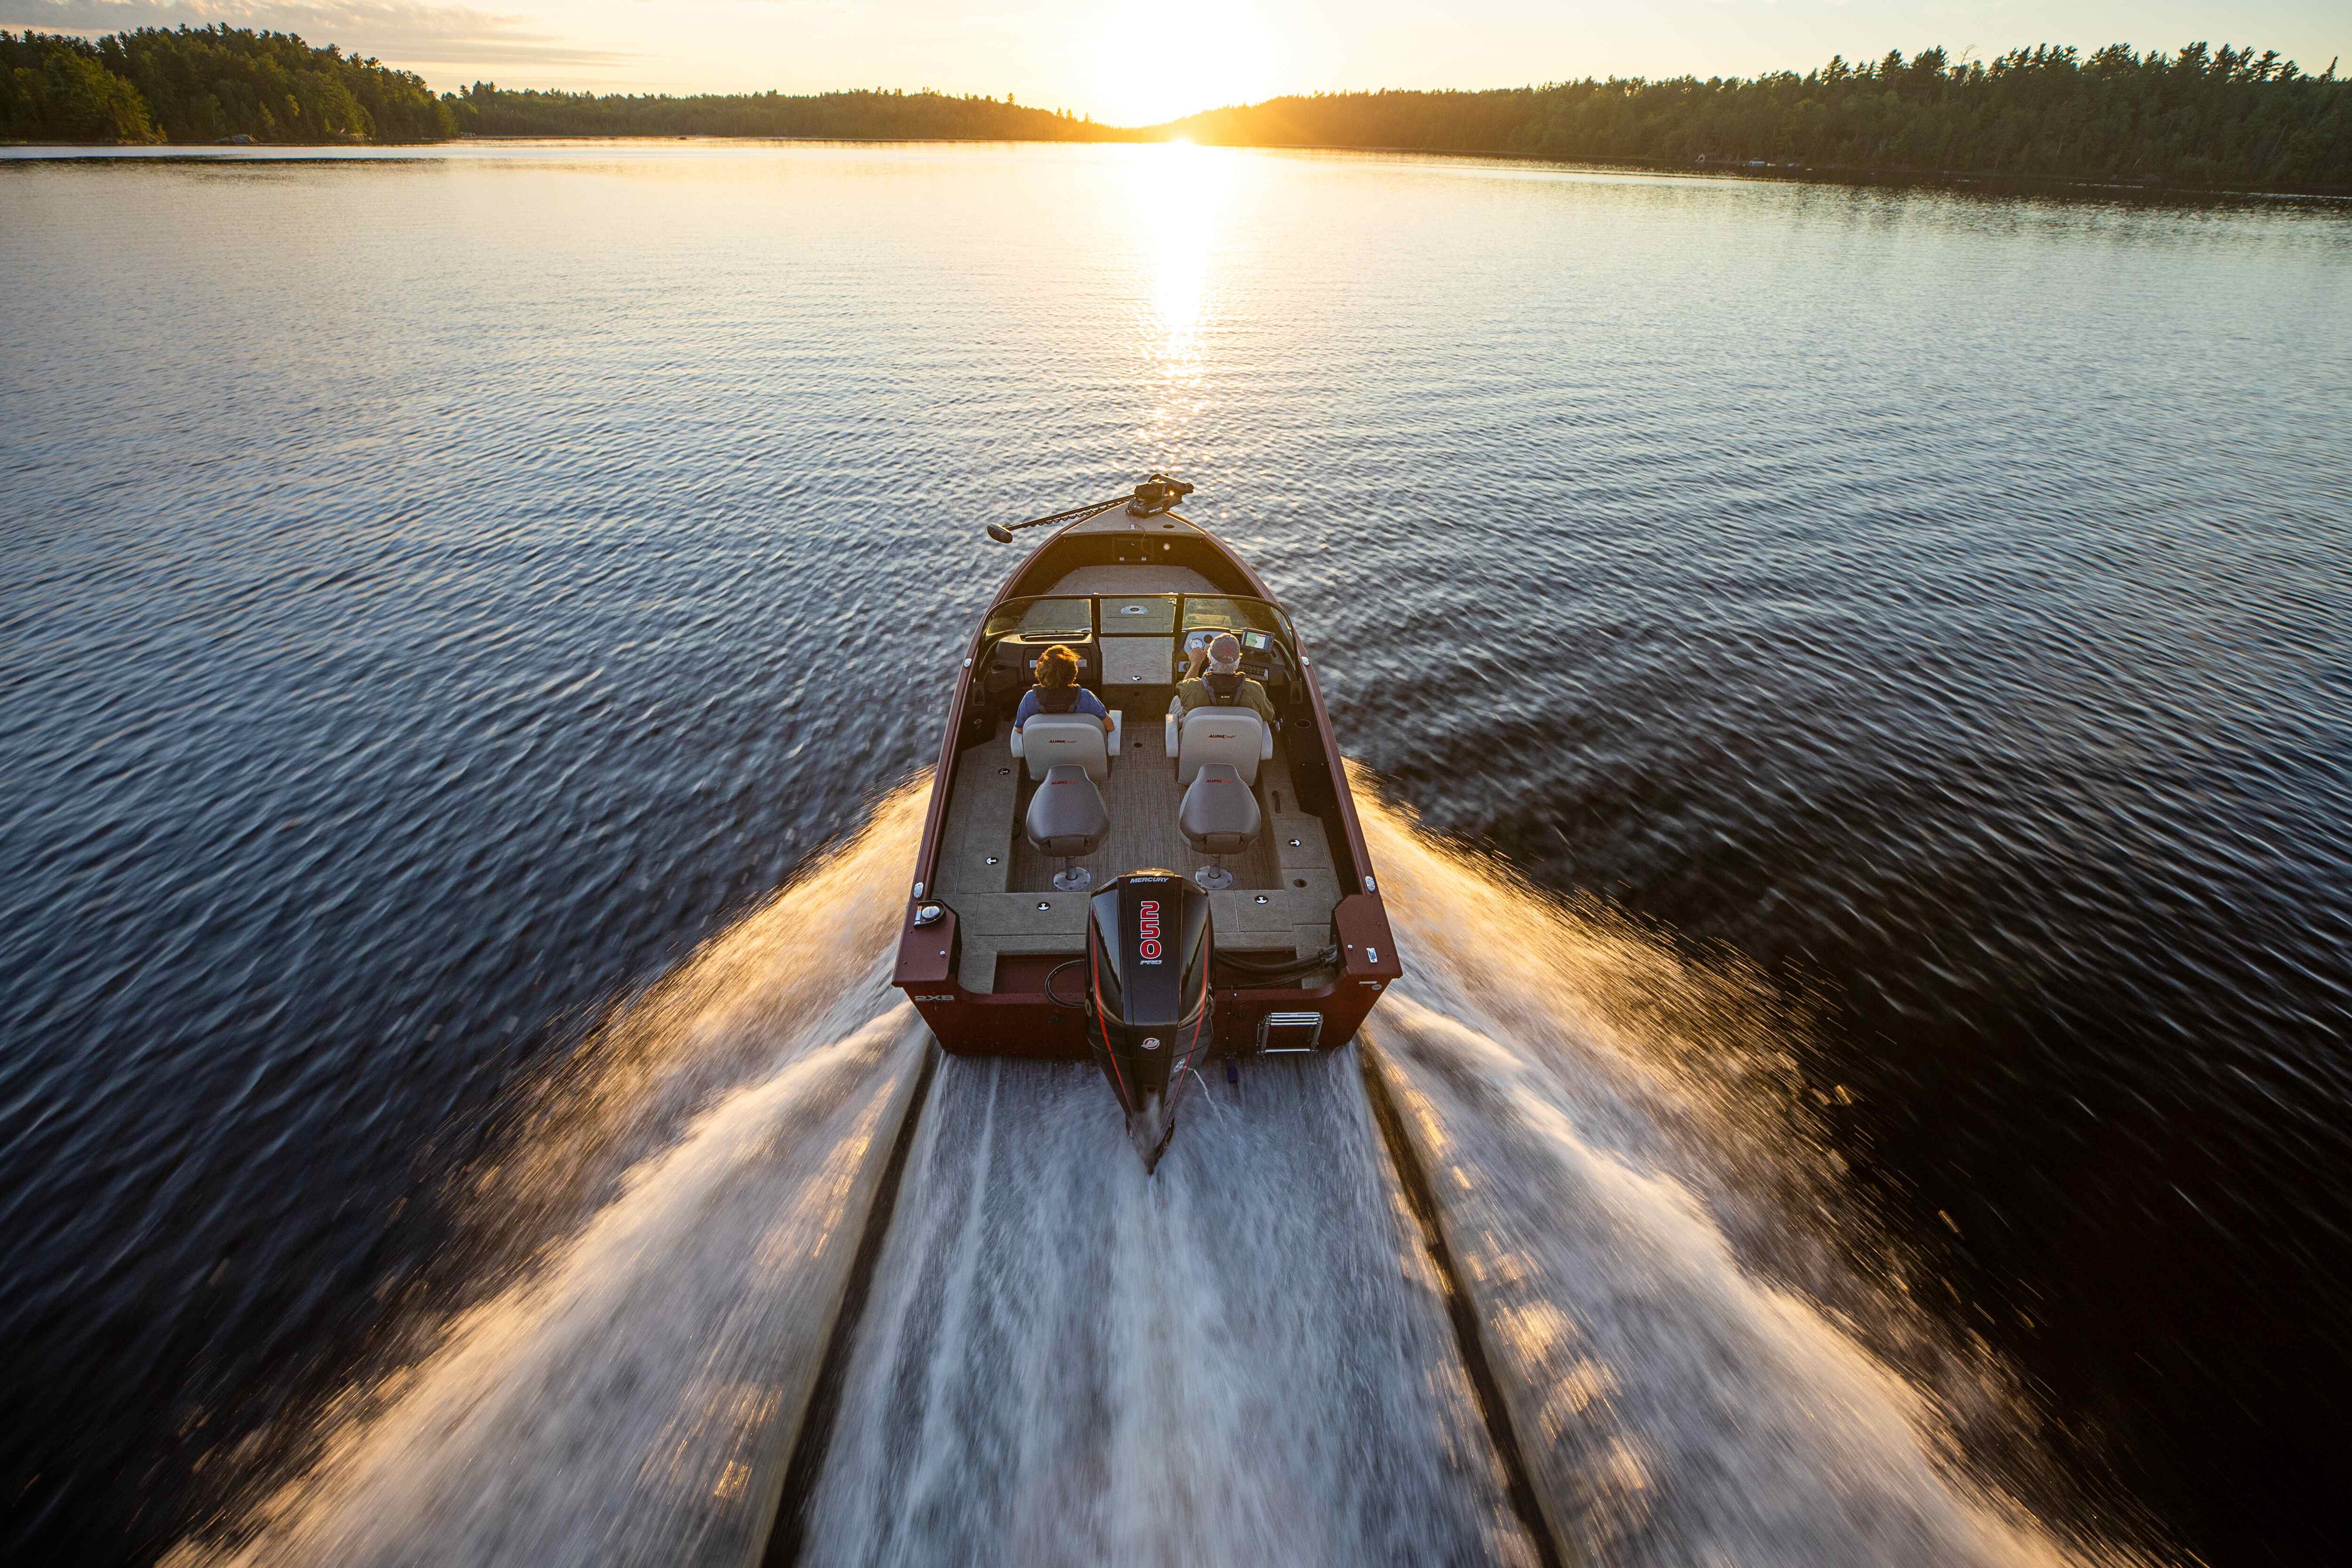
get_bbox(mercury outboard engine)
[1084,870,1212,1172]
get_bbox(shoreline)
[7,133,2349,202]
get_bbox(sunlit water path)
[3,141,2346,1566]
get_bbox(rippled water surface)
[2,142,2347,1567]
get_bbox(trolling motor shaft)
[985,475,1192,543]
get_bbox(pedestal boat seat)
[1178,761,1261,890]
[1025,762,1108,890]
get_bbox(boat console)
[979,591,1300,727]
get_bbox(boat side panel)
[896,904,957,988]
[903,664,970,911]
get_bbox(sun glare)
[1137,145,1229,347]
[1091,0,1286,126]
[1105,140,1245,456]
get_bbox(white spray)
[1356,778,2147,1567]
[171,785,935,1568]
[174,775,2147,1568]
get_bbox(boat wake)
[173,775,2149,1567]
[170,787,934,1568]
[1355,780,2117,1566]
[796,1050,1539,1568]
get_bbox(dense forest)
[0,25,1108,146]
[1,26,449,143]
[5,25,2347,192]
[440,82,1117,141]
[1170,44,2352,190]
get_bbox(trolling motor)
[985,475,1193,543]
[1127,474,1192,515]
[1062,869,1213,1172]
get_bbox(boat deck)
[933,708,1345,994]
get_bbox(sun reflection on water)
[1115,141,1241,450]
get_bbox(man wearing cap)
[1176,632,1279,728]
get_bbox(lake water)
[2,141,2348,1568]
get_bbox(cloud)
[0,0,634,67]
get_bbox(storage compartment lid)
[1098,595,1178,634]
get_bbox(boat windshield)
[983,594,1293,649]
[984,596,1094,641]
[1179,596,1291,640]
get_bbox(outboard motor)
[1084,870,1212,1172]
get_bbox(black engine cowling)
[1083,870,1212,1172]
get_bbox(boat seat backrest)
[1168,706,1269,786]
[1179,762,1261,855]
[1014,713,1110,784]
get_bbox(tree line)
[6,26,2347,192]
[0,25,1111,147]
[1168,45,2352,190]
[438,82,1119,141]
[2,26,449,143]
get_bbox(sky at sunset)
[8,0,2349,124]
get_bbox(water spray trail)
[460,784,936,1250]
[167,769,2154,1568]
[171,784,937,1568]
[804,1052,1539,1568]
[1353,779,2146,1567]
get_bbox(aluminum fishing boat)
[891,477,1402,1169]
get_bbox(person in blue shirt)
[1014,644,1110,733]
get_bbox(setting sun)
[1090,0,1290,124]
